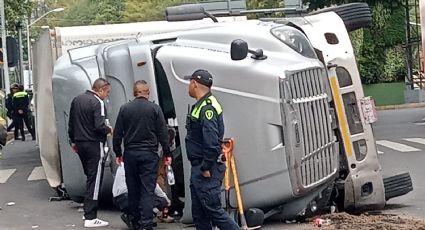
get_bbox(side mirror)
[231,39,248,61]
[166,4,206,22]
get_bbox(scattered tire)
[383,172,413,201]
[309,3,372,32]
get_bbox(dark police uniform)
[186,92,239,230]
[12,90,35,141]
[113,96,170,230]
[68,90,110,220]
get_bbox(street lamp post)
[1,0,10,93]
[26,7,64,88]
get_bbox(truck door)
[101,41,160,128]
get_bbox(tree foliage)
[45,0,284,25]
[306,0,406,84]
[44,0,122,26]
[122,0,197,22]
[5,0,33,31]
[247,0,283,9]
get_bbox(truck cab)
[40,3,411,223]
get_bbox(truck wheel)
[383,172,413,201]
[309,3,372,32]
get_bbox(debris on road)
[314,218,331,227]
[309,212,425,229]
[6,202,15,206]
[31,225,39,229]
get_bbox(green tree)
[45,0,197,25]
[44,0,122,26]
[306,0,406,84]
[5,0,33,31]
[122,0,196,22]
[64,0,120,26]
[247,0,284,9]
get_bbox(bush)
[382,46,406,82]
[349,2,406,84]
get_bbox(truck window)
[336,67,353,87]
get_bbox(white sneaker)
[84,218,109,228]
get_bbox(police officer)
[184,69,239,230]
[12,84,36,141]
[113,80,172,230]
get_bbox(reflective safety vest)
[13,91,28,98]
[190,95,223,119]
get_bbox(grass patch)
[363,82,405,106]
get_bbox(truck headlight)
[271,26,316,59]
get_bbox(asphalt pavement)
[373,106,425,219]
[0,139,313,230]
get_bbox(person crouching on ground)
[112,163,174,229]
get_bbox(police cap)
[184,69,213,87]
[10,83,18,90]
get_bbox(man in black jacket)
[113,80,171,230]
[68,78,112,228]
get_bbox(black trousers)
[14,113,35,140]
[76,141,106,220]
[124,150,159,230]
[190,163,239,230]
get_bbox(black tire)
[245,208,264,229]
[309,3,372,32]
[383,172,413,201]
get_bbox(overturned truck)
[36,2,412,224]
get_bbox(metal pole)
[26,23,31,89]
[17,24,24,84]
[420,0,425,77]
[406,0,414,89]
[0,0,10,93]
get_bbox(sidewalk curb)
[376,102,425,111]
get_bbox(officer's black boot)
[20,128,25,141]
[14,129,19,140]
[129,217,140,230]
[120,213,133,229]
